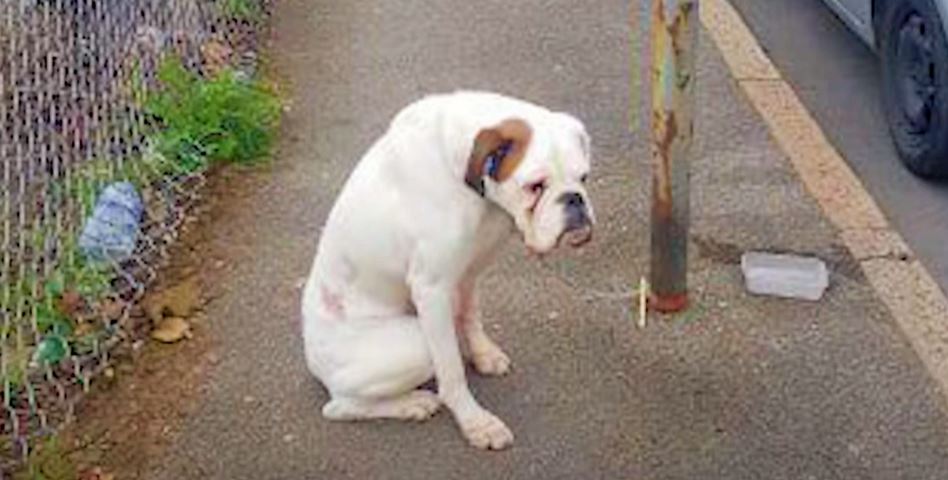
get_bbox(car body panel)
[821,0,948,48]
[825,0,875,44]
[939,0,948,40]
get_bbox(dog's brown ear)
[465,118,533,196]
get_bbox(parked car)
[822,0,948,177]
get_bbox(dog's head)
[465,113,594,255]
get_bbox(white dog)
[301,91,594,450]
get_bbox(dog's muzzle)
[558,192,593,248]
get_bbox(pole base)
[648,292,689,313]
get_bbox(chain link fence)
[0,0,268,471]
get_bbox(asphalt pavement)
[729,0,948,296]
[141,1,948,478]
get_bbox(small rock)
[214,259,226,269]
[243,395,256,404]
[104,367,115,379]
[283,434,295,443]
[547,311,559,320]
[151,317,191,343]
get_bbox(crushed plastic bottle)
[78,181,143,264]
[740,251,829,301]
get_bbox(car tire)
[877,0,948,177]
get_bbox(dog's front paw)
[472,346,511,377]
[459,411,514,450]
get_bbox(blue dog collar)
[484,142,513,180]
[466,141,515,197]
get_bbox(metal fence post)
[644,0,698,313]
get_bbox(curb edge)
[701,0,948,397]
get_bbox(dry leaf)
[143,276,203,324]
[57,290,83,317]
[143,296,165,325]
[100,298,125,322]
[201,39,233,75]
[151,317,191,343]
[78,467,115,480]
[74,321,96,337]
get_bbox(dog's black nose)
[559,192,590,232]
[557,192,593,248]
[559,192,585,210]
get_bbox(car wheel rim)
[895,12,938,134]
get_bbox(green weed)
[1,230,113,390]
[145,56,281,172]
[2,47,281,411]
[14,435,76,480]
[220,0,262,22]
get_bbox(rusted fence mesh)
[0,0,268,470]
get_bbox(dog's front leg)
[456,278,511,376]
[412,280,514,450]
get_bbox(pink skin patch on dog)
[320,284,346,319]
[453,287,474,330]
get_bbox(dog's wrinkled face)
[466,114,594,254]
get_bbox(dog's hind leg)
[309,316,440,422]
[322,390,440,422]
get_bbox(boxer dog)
[301,91,594,450]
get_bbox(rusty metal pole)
[643,0,698,313]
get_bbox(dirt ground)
[16,164,276,479]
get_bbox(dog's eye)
[580,174,588,183]
[527,181,546,195]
